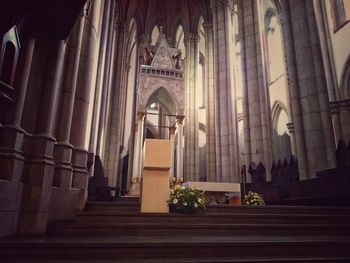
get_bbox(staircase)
[1,197,350,262]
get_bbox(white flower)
[194,203,198,208]
[183,202,187,206]
[181,186,186,190]
[173,199,178,204]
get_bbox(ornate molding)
[287,122,295,134]
[176,115,185,125]
[211,0,234,13]
[114,22,127,32]
[184,32,198,46]
[136,111,145,121]
[330,99,350,113]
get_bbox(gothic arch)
[126,8,143,34]
[340,54,350,99]
[145,16,162,37]
[169,16,188,46]
[190,2,210,33]
[145,87,179,115]
[271,100,289,130]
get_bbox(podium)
[140,139,171,213]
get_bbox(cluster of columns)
[0,0,106,236]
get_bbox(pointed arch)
[190,1,210,33]
[146,87,178,115]
[126,7,143,34]
[340,54,350,99]
[146,16,162,37]
[169,16,188,46]
[271,100,289,131]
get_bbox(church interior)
[1,0,350,261]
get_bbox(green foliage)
[168,186,207,213]
[243,191,265,205]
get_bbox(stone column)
[281,0,336,178]
[70,0,101,192]
[204,21,217,182]
[169,126,176,179]
[18,39,66,235]
[51,16,85,220]
[89,0,112,157]
[104,22,128,187]
[130,111,145,195]
[184,32,199,181]
[313,0,345,144]
[212,0,240,182]
[279,0,308,179]
[305,0,336,169]
[0,38,35,236]
[176,115,184,180]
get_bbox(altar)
[183,181,241,205]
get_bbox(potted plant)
[168,186,207,213]
[243,191,265,205]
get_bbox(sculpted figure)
[143,47,154,65]
[172,50,182,69]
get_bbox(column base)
[18,133,55,236]
[129,177,141,196]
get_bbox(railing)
[140,65,183,79]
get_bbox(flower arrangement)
[243,191,265,205]
[168,186,207,213]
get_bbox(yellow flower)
[175,185,181,190]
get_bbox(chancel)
[1,0,350,262]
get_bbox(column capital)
[169,126,177,135]
[137,111,145,121]
[184,32,198,46]
[176,115,185,125]
[287,122,294,134]
[114,22,127,32]
[211,0,234,12]
[203,20,213,30]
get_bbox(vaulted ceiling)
[119,0,212,36]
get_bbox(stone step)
[1,236,350,261]
[7,258,350,263]
[47,221,350,237]
[85,201,350,215]
[74,211,350,225]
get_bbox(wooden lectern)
[141,139,172,213]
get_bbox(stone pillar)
[281,0,336,178]
[89,0,113,157]
[176,115,184,180]
[130,111,145,195]
[51,16,85,220]
[169,126,176,179]
[313,0,344,144]
[204,21,217,182]
[279,1,308,179]
[104,22,128,187]
[18,39,66,235]
[184,32,199,181]
[0,38,35,237]
[70,0,101,193]
[212,0,240,182]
